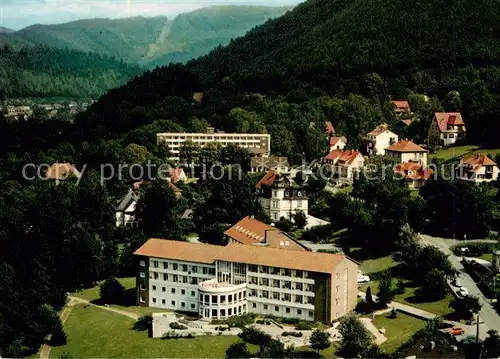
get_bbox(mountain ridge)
[0,6,290,67]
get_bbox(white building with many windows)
[156,127,270,162]
[134,238,358,323]
[256,169,308,221]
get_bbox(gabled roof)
[329,136,347,147]
[394,162,433,180]
[45,163,81,180]
[368,123,391,136]
[433,112,465,132]
[134,238,355,274]
[116,189,139,212]
[224,216,308,251]
[255,169,277,189]
[459,153,498,173]
[392,100,411,113]
[385,140,427,153]
[324,150,363,165]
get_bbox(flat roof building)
[134,238,358,324]
[156,128,270,162]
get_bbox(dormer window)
[297,192,302,197]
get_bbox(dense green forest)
[0,46,141,98]
[0,6,289,68]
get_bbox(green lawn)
[393,287,454,317]
[430,145,500,162]
[356,256,453,316]
[71,277,169,316]
[372,312,426,353]
[51,304,246,358]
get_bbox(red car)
[448,327,465,336]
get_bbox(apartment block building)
[156,127,271,161]
[134,239,358,324]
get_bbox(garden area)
[50,304,246,358]
[372,311,427,353]
[71,277,169,316]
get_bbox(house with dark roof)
[256,169,308,222]
[115,188,140,228]
[428,112,466,147]
[456,153,499,183]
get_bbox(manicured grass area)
[297,342,338,357]
[356,255,453,316]
[372,312,426,353]
[51,304,245,358]
[478,253,493,262]
[430,145,500,162]
[72,277,169,316]
[394,287,454,317]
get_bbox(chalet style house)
[428,112,466,147]
[364,123,398,156]
[329,136,347,151]
[384,139,428,167]
[392,100,411,115]
[456,154,499,183]
[256,169,308,222]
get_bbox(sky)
[0,0,302,30]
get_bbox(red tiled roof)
[386,140,427,153]
[329,136,346,146]
[433,112,465,132]
[459,153,497,173]
[224,216,307,251]
[132,179,182,193]
[392,100,411,113]
[401,119,413,127]
[368,123,390,136]
[45,163,80,180]
[135,238,353,274]
[324,150,362,165]
[255,169,276,189]
[394,162,433,180]
[170,168,185,183]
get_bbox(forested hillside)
[13,16,168,63]
[0,46,141,98]
[0,6,289,67]
[141,6,291,67]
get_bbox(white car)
[458,287,469,297]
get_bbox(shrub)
[99,277,125,304]
[282,317,300,325]
[282,331,303,337]
[238,327,271,346]
[133,314,152,331]
[161,331,195,339]
[216,326,230,331]
[295,322,314,330]
[395,280,406,295]
[226,313,257,328]
[50,319,67,346]
[169,322,188,330]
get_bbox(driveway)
[420,234,500,332]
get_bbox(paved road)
[420,234,500,333]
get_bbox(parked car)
[458,287,469,297]
[357,274,370,283]
[448,327,465,336]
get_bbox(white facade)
[385,150,428,167]
[440,131,461,146]
[115,200,137,227]
[366,131,398,156]
[456,163,499,183]
[259,188,308,222]
[143,258,320,321]
[157,132,271,161]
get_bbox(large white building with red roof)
[456,153,499,183]
[428,112,466,147]
[134,238,358,323]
